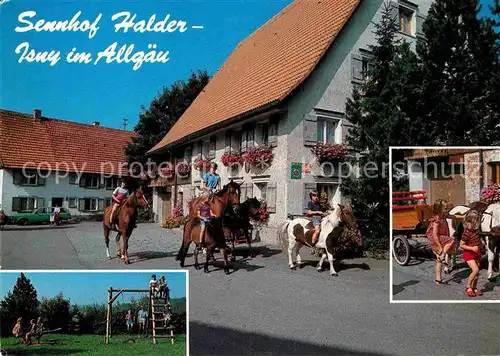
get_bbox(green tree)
[416,0,500,145]
[0,273,39,336]
[125,70,210,166]
[38,292,71,331]
[342,3,420,251]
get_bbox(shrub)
[163,216,181,229]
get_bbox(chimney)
[93,121,100,126]
[33,109,42,120]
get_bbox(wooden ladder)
[150,294,175,345]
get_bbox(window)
[13,170,38,186]
[68,197,77,208]
[261,123,269,146]
[105,198,113,207]
[399,7,415,36]
[105,177,119,190]
[80,174,100,188]
[12,197,37,212]
[490,163,500,184]
[79,198,98,211]
[317,119,337,144]
[232,132,242,152]
[69,173,78,185]
[361,57,375,80]
[255,182,268,202]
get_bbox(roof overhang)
[146,100,284,156]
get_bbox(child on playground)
[24,319,37,345]
[125,310,134,334]
[149,274,159,298]
[12,317,26,343]
[137,306,147,337]
[109,180,129,226]
[461,210,484,297]
[158,276,168,300]
[426,199,455,286]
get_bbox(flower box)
[242,146,273,169]
[221,151,244,167]
[311,142,349,164]
[480,183,500,203]
[160,168,174,178]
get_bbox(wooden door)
[162,192,172,220]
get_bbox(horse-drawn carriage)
[392,190,433,266]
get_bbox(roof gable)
[149,0,361,153]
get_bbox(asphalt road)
[1,223,499,355]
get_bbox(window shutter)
[389,1,399,25]
[98,198,105,211]
[190,186,195,199]
[351,54,363,82]
[13,171,22,185]
[225,131,232,153]
[304,183,317,213]
[246,183,254,200]
[78,199,85,211]
[36,197,45,208]
[209,136,216,159]
[12,197,21,211]
[303,114,318,147]
[267,182,277,213]
[416,13,425,37]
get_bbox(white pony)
[277,204,355,276]
[446,203,500,280]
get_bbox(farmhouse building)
[147,0,433,234]
[0,109,136,216]
[406,148,500,206]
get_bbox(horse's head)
[218,180,241,212]
[132,187,149,210]
[325,203,356,229]
[246,197,262,217]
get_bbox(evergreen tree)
[416,0,500,145]
[125,70,210,166]
[342,2,421,251]
[0,273,39,336]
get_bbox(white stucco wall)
[1,169,118,216]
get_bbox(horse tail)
[278,220,291,252]
[176,223,187,261]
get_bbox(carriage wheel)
[393,235,411,266]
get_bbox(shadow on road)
[392,280,420,296]
[297,260,371,273]
[1,225,77,232]
[189,322,392,356]
[231,245,282,259]
[130,251,171,263]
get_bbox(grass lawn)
[1,334,186,356]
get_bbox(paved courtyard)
[1,223,499,354]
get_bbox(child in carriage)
[460,210,484,297]
[109,180,129,227]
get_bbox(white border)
[389,146,500,304]
[0,269,190,355]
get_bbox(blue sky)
[1,272,187,306]
[0,0,496,131]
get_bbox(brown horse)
[176,195,231,273]
[188,180,241,219]
[103,186,149,264]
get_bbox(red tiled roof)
[0,109,136,175]
[148,0,361,153]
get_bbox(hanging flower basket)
[160,167,174,178]
[311,142,349,164]
[242,146,274,169]
[221,151,244,167]
[193,157,211,171]
[177,161,191,176]
[480,183,500,203]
